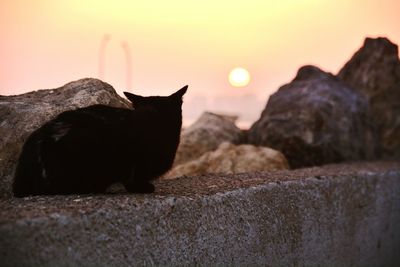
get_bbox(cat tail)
[13,132,47,197]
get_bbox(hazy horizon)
[1,0,400,127]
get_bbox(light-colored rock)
[173,112,243,165]
[165,142,289,179]
[0,78,130,198]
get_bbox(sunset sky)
[1,0,399,126]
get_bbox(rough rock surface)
[164,142,289,179]
[248,65,379,168]
[338,37,400,158]
[173,112,242,165]
[338,37,400,99]
[0,78,130,198]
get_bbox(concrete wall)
[0,162,399,267]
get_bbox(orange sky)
[1,0,399,126]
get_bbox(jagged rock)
[0,78,130,198]
[338,37,400,99]
[248,65,379,168]
[338,37,400,158]
[164,142,289,179]
[173,112,242,165]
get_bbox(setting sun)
[1,0,400,126]
[228,67,251,87]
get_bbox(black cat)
[13,86,187,197]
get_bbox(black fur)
[13,86,188,197]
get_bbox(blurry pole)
[98,34,111,80]
[121,41,132,90]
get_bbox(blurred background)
[1,0,399,127]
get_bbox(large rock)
[164,142,289,179]
[173,112,243,166]
[338,37,400,99]
[248,66,379,168]
[0,78,130,198]
[338,37,400,158]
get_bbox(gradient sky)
[1,0,399,126]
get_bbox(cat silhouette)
[13,86,188,197]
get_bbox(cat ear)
[170,85,188,99]
[123,92,145,105]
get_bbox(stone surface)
[338,37,400,159]
[173,112,243,166]
[164,142,289,179]
[0,78,131,198]
[248,65,379,168]
[0,161,399,267]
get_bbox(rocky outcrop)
[0,78,130,198]
[173,112,243,166]
[164,142,289,179]
[338,37,400,158]
[337,37,400,99]
[248,66,379,168]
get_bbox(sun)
[228,67,251,87]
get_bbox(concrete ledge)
[1,162,399,266]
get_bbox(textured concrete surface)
[0,162,399,267]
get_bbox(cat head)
[123,85,188,113]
